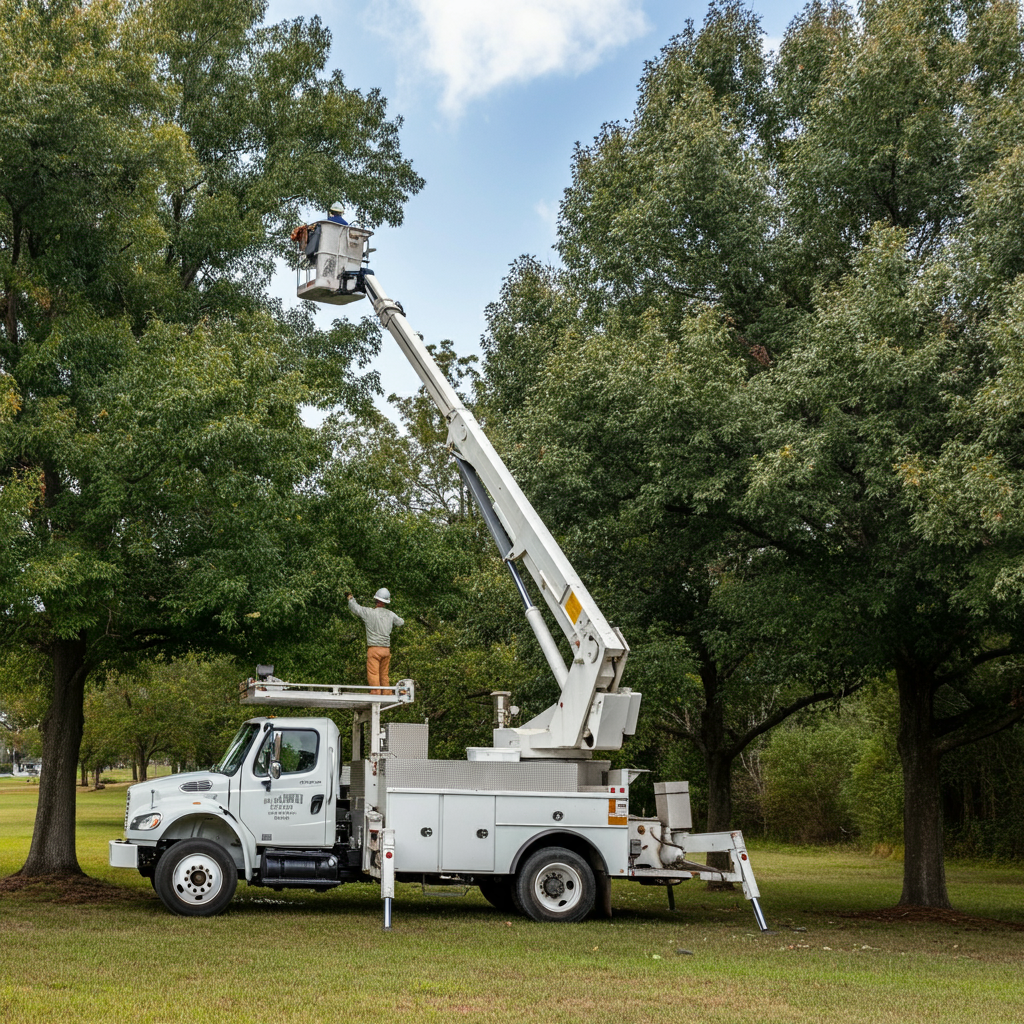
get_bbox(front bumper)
[109,840,139,869]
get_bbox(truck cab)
[111,714,360,915]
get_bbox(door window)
[253,729,319,777]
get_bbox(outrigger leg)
[381,828,395,931]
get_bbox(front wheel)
[514,847,595,923]
[154,839,238,917]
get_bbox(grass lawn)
[1,778,1022,1023]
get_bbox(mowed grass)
[1,779,1023,1024]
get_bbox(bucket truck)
[109,219,767,930]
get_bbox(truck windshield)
[213,723,260,775]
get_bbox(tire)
[154,839,238,917]
[514,847,596,923]
[478,876,518,914]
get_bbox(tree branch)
[936,647,1016,688]
[726,680,866,758]
[935,698,1024,756]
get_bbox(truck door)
[239,725,329,848]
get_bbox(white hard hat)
[329,202,344,214]
[373,588,391,604]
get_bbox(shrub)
[849,681,903,847]
[941,724,1024,860]
[850,735,903,846]
[761,718,861,844]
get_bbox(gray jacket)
[348,597,405,648]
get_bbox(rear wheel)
[154,839,237,917]
[478,876,518,914]
[514,847,595,923]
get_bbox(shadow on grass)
[4,869,1023,935]
[838,905,1024,931]
[0,872,158,904]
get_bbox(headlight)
[129,813,162,831]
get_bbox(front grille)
[124,791,130,831]
[179,780,213,793]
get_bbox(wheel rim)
[170,853,225,905]
[532,861,583,914]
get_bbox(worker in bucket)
[292,203,347,254]
[346,588,404,694]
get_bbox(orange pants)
[366,647,392,695]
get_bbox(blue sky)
[266,0,808,412]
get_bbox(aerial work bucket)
[295,220,373,305]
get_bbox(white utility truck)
[109,220,768,930]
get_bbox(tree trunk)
[80,763,87,787]
[131,759,138,782]
[704,749,735,877]
[92,765,101,789]
[705,750,734,831]
[137,744,148,782]
[895,661,950,908]
[698,675,735,878]
[18,633,89,877]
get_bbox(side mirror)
[270,731,283,779]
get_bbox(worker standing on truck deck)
[346,588,404,694]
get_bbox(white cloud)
[378,0,650,116]
[534,198,559,233]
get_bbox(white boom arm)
[297,223,638,758]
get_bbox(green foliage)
[83,657,246,777]
[480,0,1024,893]
[848,683,904,848]
[761,716,862,844]
[0,0,422,875]
[0,0,420,663]
[0,648,51,729]
[480,258,579,418]
[354,338,481,523]
[148,0,424,304]
[559,2,779,331]
[941,724,1024,860]
[390,620,532,759]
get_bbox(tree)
[558,2,780,333]
[152,0,422,303]
[742,227,1024,906]
[82,656,244,780]
[482,283,865,849]
[78,691,123,788]
[483,0,1024,906]
[0,648,50,772]
[748,0,1024,907]
[347,339,481,524]
[0,0,422,878]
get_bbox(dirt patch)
[0,873,155,904]
[838,905,1024,931]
